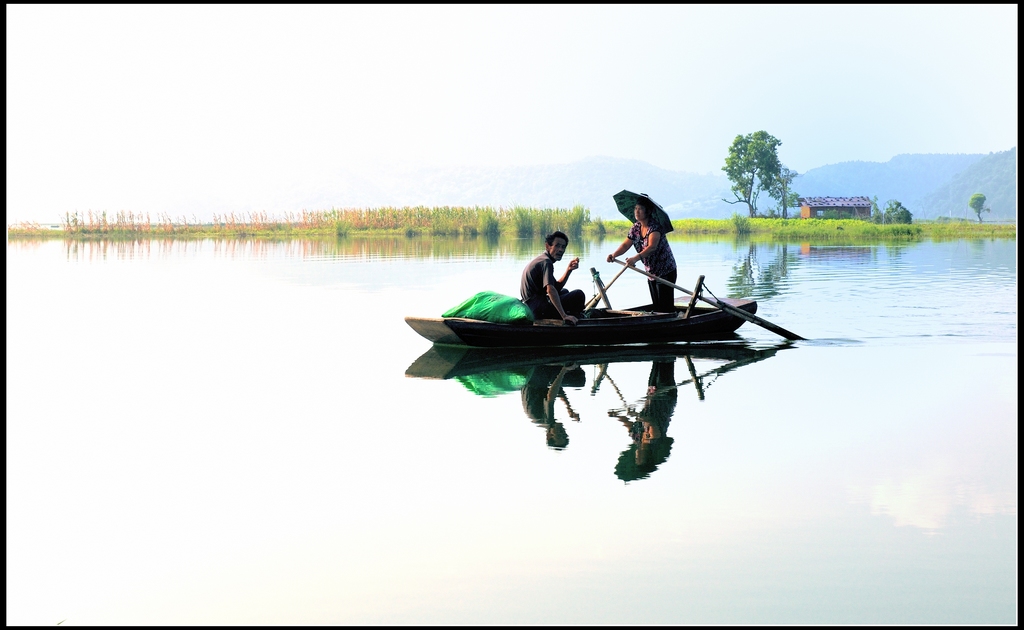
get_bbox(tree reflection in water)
[728,242,799,301]
[406,342,791,482]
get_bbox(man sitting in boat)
[521,362,585,450]
[520,230,585,324]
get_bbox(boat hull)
[405,298,757,347]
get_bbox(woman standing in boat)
[606,196,678,312]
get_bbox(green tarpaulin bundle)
[442,291,535,324]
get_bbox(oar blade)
[611,259,805,341]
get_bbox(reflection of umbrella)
[613,190,674,234]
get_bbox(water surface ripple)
[6,235,1017,624]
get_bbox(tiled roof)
[798,196,872,207]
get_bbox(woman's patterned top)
[626,218,676,277]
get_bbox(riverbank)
[7,207,1016,240]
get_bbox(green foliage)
[722,131,783,217]
[477,208,501,238]
[882,224,919,237]
[920,220,1015,239]
[870,195,881,222]
[37,206,610,240]
[761,218,922,240]
[871,199,912,224]
[968,193,991,223]
[883,200,913,224]
[563,204,590,238]
[16,209,1012,244]
[731,212,751,235]
[767,166,799,218]
[783,191,800,215]
[535,209,554,237]
[512,206,535,237]
[670,219,733,234]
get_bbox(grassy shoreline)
[7,207,1016,241]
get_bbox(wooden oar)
[612,259,805,341]
[584,265,630,312]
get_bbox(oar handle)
[602,263,629,292]
[611,259,805,341]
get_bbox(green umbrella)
[612,190,675,234]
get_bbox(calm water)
[6,235,1017,624]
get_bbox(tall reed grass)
[7,207,597,239]
[7,208,1013,242]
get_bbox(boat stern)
[404,317,466,345]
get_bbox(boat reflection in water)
[406,340,791,482]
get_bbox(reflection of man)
[521,231,585,324]
[521,363,585,449]
[615,359,677,482]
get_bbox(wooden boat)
[405,296,757,348]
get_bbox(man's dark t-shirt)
[520,252,557,312]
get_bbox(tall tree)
[722,131,783,217]
[968,193,990,223]
[768,166,799,219]
[870,195,882,222]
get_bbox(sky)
[6,4,1018,224]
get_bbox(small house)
[798,196,872,219]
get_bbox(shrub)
[873,200,913,224]
[731,212,751,235]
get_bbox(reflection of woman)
[614,359,677,482]
[521,363,585,450]
[606,197,678,312]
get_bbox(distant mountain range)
[298,148,1016,221]
[299,156,731,220]
[918,148,1016,220]
[792,149,1016,220]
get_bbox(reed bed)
[331,204,591,238]
[7,208,1013,241]
[9,206,594,239]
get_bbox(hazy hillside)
[791,153,986,212]
[289,152,1014,222]
[303,157,733,220]
[917,148,1016,220]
